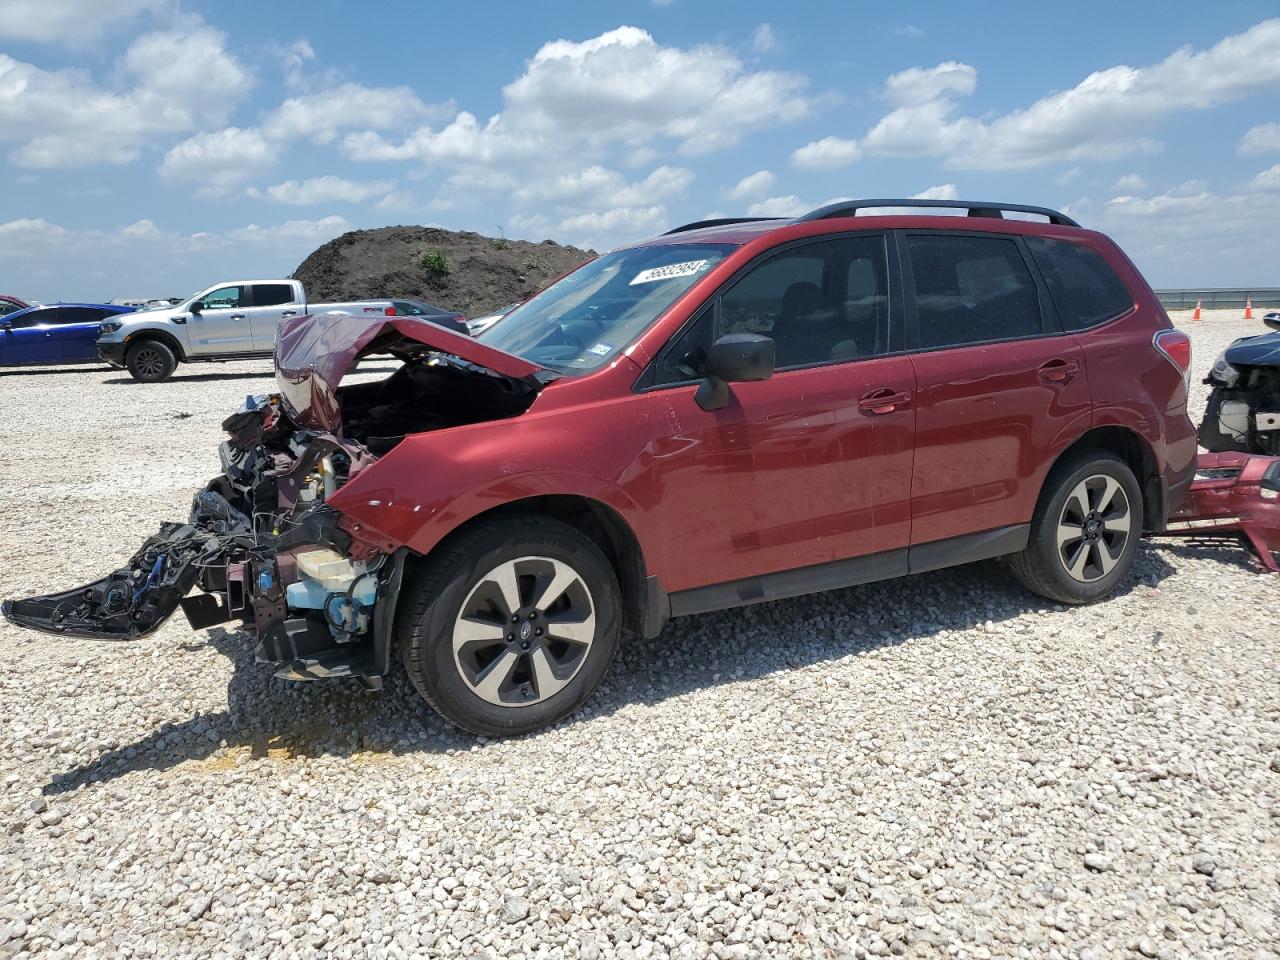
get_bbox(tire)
[398,516,622,736]
[125,339,177,383]
[1006,449,1143,605]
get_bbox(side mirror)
[190,301,205,313]
[1,320,10,332]
[1264,312,1280,332]
[695,333,775,411]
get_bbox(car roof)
[7,302,131,317]
[630,198,1089,250]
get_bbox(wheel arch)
[401,494,658,641]
[125,328,187,362]
[1045,426,1162,532]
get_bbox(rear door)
[49,307,111,363]
[247,283,301,351]
[1,308,62,365]
[900,231,1091,552]
[188,285,250,355]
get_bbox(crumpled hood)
[275,311,550,431]
[1224,331,1280,370]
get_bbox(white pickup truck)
[96,279,398,382]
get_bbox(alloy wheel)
[1056,474,1132,583]
[451,556,595,707]
[134,348,164,379]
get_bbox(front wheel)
[125,339,177,383]
[399,516,621,736]
[1006,449,1143,604]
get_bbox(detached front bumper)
[1,395,406,684]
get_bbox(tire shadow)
[41,545,1179,795]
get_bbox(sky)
[2,0,1280,302]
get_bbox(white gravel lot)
[0,314,1277,960]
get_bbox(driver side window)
[202,286,243,309]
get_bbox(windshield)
[481,243,734,372]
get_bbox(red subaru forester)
[5,199,1197,736]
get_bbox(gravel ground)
[0,314,1277,959]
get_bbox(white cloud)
[882,61,976,106]
[864,19,1280,170]
[911,184,959,200]
[264,83,449,145]
[0,216,352,301]
[893,25,925,38]
[1055,167,1083,186]
[727,169,775,201]
[1112,173,1148,192]
[514,164,692,208]
[1239,122,1280,154]
[0,20,252,169]
[557,205,668,243]
[1253,163,1280,190]
[0,0,163,44]
[791,136,861,170]
[746,195,809,217]
[247,176,396,206]
[160,128,277,195]
[345,26,811,164]
[751,24,778,54]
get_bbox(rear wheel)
[1006,449,1142,604]
[399,516,621,736]
[125,339,177,383]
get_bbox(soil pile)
[291,226,594,317]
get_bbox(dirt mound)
[291,226,595,317]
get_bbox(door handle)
[858,387,911,415]
[1038,358,1080,383]
[229,313,246,320]
[282,311,297,318]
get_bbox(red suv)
[5,199,1197,736]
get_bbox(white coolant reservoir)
[295,548,359,590]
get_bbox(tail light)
[385,306,396,316]
[1153,329,1192,385]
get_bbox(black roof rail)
[664,217,781,235]
[795,199,1080,228]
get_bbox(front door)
[641,233,915,593]
[900,231,1092,547]
[188,284,252,355]
[0,309,61,365]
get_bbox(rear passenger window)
[907,235,1041,348]
[252,284,296,307]
[1026,237,1133,330]
[53,308,106,325]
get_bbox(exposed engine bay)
[1199,332,1280,456]
[2,312,547,684]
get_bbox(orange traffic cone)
[1244,298,1253,320]
[1193,299,1202,321]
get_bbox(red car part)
[1151,452,1280,572]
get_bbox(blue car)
[0,303,135,367]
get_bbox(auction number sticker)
[629,259,711,285]
[587,342,614,357]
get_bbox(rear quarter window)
[1026,237,1134,331]
[252,284,297,308]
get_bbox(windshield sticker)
[587,342,614,357]
[629,259,711,286]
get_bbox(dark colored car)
[0,295,30,318]
[388,299,469,335]
[1200,327,1280,454]
[0,303,135,367]
[5,199,1197,737]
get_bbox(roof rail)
[795,199,1080,228]
[663,217,781,235]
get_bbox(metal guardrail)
[1156,289,1280,310]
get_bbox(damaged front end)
[3,312,549,686]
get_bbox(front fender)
[326,397,660,564]
[113,320,192,356]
